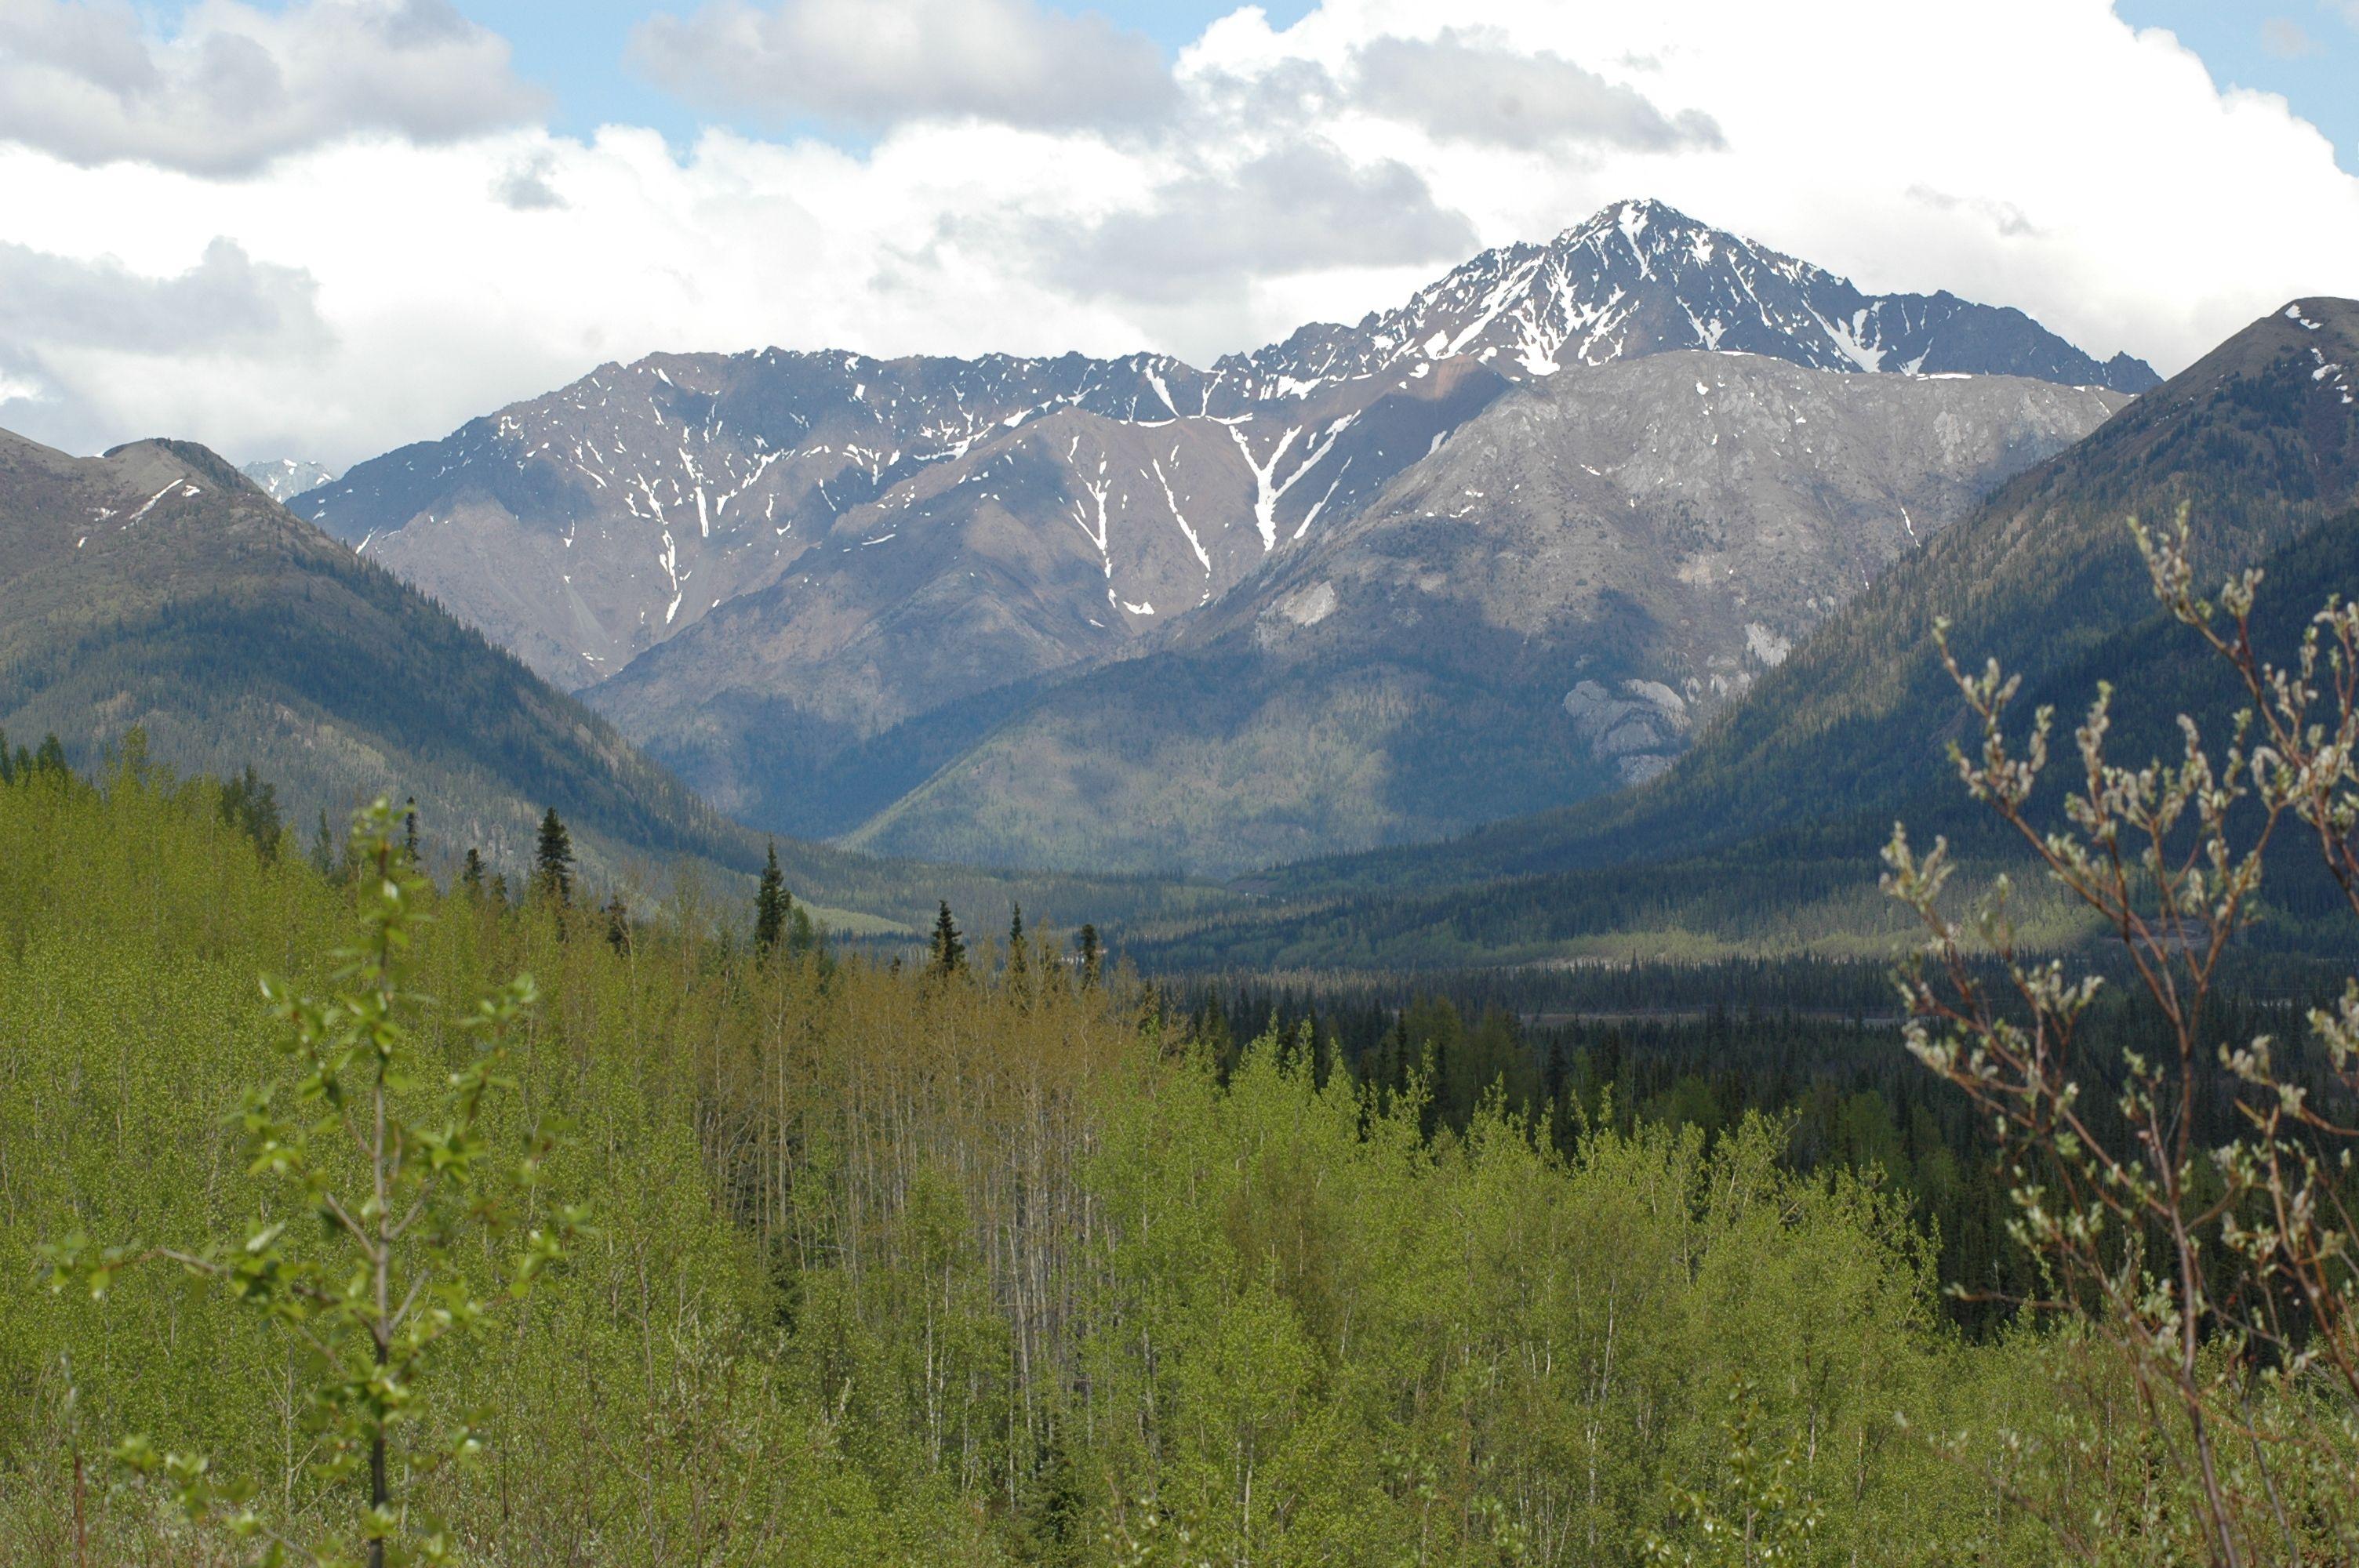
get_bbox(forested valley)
[6,737,2356,1565]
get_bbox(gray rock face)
[1562,680,1688,783]
[845,354,2130,875]
[300,347,1505,699]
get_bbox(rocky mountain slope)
[846,355,2128,874]
[1158,297,2359,964]
[300,338,1506,695]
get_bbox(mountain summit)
[1307,198,2160,392]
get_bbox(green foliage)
[37,799,582,1566]
[1641,1381,1823,1566]
[8,765,2350,1563]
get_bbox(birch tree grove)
[2,731,2352,1564]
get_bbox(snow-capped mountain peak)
[1320,198,2157,393]
[239,457,340,503]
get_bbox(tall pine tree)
[930,902,965,976]
[1075,924,1102,989]
[462,848,486,895]
[754,842,790,956]
[309,810,336,878]
[1005,905,1029,995]
[534,808,573,904]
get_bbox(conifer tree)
[462,847,486,894]
[217,767,282,860]
[402,797,420,866]
[930,901,965,975]
[489,871,511,905]
[604,894,631,953]
[1005,905,1029,995]
[310,809,336,878]
[1075,924,1102,989]
[534,807,573,904]
[0,727,11,784]
[754,842,790,956]
[33,733,66,776]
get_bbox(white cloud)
[0,236,329,452]
[1349,27,1722,151]
[493,149,566,210]
[0,0,540,175]
[0,0,2354,470]
[631,0,1177,131]
[1040,140,1478,304]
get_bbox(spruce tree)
[310,809,336,878]
[603,894,631,953]
[402,797,420,866]
[1005,905,1029,994]
[930,901,965,975]
[754,842,789,956]
[217,767,282,860]
[1075,924,1102,989]
[534,807,573,904]
[0,727,11,785]
[33,734,66,776]
[462,848,486,895]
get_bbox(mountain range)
[842,354,2125,874]
[282,200,2154,873]
[1140,296,2359,968]
[14,201,2351,971]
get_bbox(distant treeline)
[1162,957,2351,1335]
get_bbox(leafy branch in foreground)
[1884,507,2359,1566]
[38,797,587,1567]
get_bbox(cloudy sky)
[2,0,2357,468]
